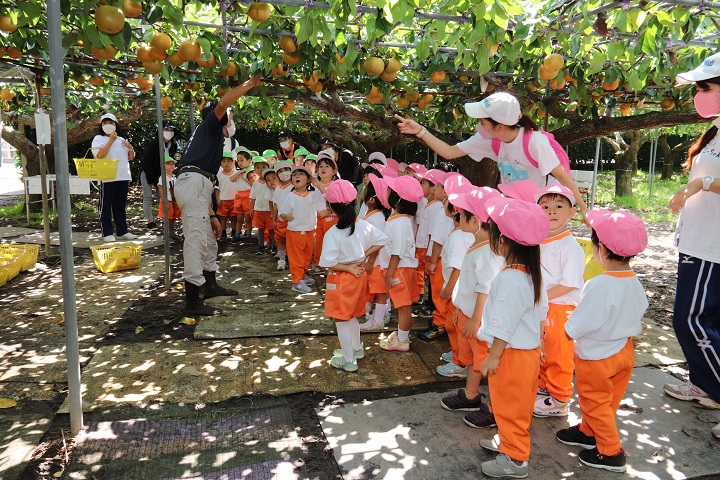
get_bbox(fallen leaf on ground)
[135,326,144,334]
[179,317,196,325]
[0,398,17,408]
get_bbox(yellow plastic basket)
[0,260,10,287]
[90,243,142,273]
[576,238,607,281]
[0,244,38,271]
[0,257,21,282]
[73,158,119,180]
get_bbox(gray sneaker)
[479,433,501,452]
[481,454,528,479]
[292,280,311,293]
[303,275,316,286]
[333,344,365,359]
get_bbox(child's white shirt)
[452,242,505,318]
[441,228,475,291]
[565,271,648,360]
[236,175,251,192]
[358,202,368,219]
[429,203,454,247]
[381,214,418,269]
[479,267,548,349]
[540,231,586,305]
[364,210,390,267]
[419,200,442,248]
[278,189,319,231]
[272,182,293,210]
[319,219,389,267]
[250,180,271,211]
[158,174,176,201]
[217,170,238,201]
[415,197,430,249]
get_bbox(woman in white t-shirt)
[91,112,136,242]
[663,55,720,433]
[395,92,589,220]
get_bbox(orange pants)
[325,270,368,321]
[314,214,338,264]
[576,339,634,456]
[538,303,576,402]
[445,302,460,363]
[216,199,235,217]
[385,267,420,308]
[366,265,388,303]
[455,310,489,369]
[274,219,288,245]
[232,190,251,215]
[158,200,181,219]
[488,347,540,462]
[252,210,271,229]
[286,229,315,283]
[429,258,447,327]
[415,248,427,295]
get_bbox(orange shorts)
[367,265,388,295]
[415,247,427,294]
[456,310,489,370]
[252,210,271,229]
[232,190,251,215]
[274,218,288,239]
[158,200,181,220]
[384,266,420,308]
[325,269,368,321]
[216,199,235,217]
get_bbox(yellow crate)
[0,260,9,287]
[576,237,606,281]
[90,243,142,273]
[0,257,21,282]
[0,244,38,271]
[73,158,119,180]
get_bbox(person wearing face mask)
[395,93,589,223]
[663,54,720,433]
[277,132,306,161]
[319,137,363,186]
[174,76,261,316]
[91,112,137,242]
[141,120,178,229]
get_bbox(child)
[435,174,476,378]
[440,187,505,429]
[555,209,648,473]
[311,154,340,273]
[215,151,241,241]
[377,175,423,352]
[497,180,540,202]
[249,156,273,254]
[263,149,278,166]
[278,166,320,293]
[270,161,294,269]
[532,184,586,418]
[360,173,392,331]
[303,154,317,175]
[293,148,308,166]
[476,196,550,479]
[157,156,181,237]
[319,180,389,372]
[232,149,254,242]
[413,170,435,318]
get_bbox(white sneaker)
[436,361,468,378]
[117,232,137,240]
[533,394,569,417]
[103,235,116,242]
[277,259,286,270]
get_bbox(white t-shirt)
[358,202,368,220]
[158,174,176,201]
[674,129,720,264]
[428,202,454,247]
[452,241,505,318]
[319,219,390,267]
[441,228,475,290]
[223,137,240,157]
[540,231,586,305]
[250,180,271,212]
[457,128,561,188]
[565,271,648,360]
[415,197,430,249]
[272,182,293,209]
[216,170,238,201]
[278,189,319,231]
[478,267,548,350]
[364,210,390,267]
[381,213,418,269]
[236,176,252,192]
[91,134,132,182]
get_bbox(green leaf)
[85,25,103,48]
[416,40,430,61]
[587,50,606,75]
[197,38,212,60]
[491,4,509,29]
[641,24,658,56]
[627,70,644,92]
[146,5,163,25]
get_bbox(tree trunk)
[614,131,645,197]
[658,135,675,180]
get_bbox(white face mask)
[225,120,236,137]
[280,140,291,150]
[102,123,116,134]
[163,131,174,141]
[278,170,292,182]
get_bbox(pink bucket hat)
[448,187,501,222]
[534,184,576,206]
[423,169,451,186]
[407,163,429,176]
[398,162,409,173]
[444,173,475,196]
[484,196,550,246]
[368,173,391,209]
[498,180,540,202]
[384,174,424,203]
[323,179,357,204]
[586,209,647,257]
[385,157,400,173]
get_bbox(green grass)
[589,171,687,224]
[0,200,58,226]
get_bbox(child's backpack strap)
[522,129,539,168]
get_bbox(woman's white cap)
[676,52,720,85]
[100,112,118,123]
[465,92,521,126]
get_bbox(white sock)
[373,303,388,326]
[387,298,392,310]
[398,328,410,343]
[366,302,373,316]
[336,321,355,363]
[278,249,286,260]
[348,317,362,350]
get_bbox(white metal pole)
[46,0,83,435]
[155,77,171,292]
[591,137,601,210]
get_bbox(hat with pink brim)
[498,180,541,202]
[368,173,391,210]
[384,174,424,203]
[407,163,429,175]
[534,184,576,206]
[423,169,451,186]
[586,209,647,257]
[398,162,409,172]
[385,157,400,173]
[448,187,501,222]
[484,196,550,246]
[323,179,357,204]
[444,173,475,196]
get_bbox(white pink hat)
[407,163,429,175]
[423,169,451,186]
[498,180,540,202]
[444,173,475,196]
[586,209,647,257]
[368,173,391,210]
[448,187,501,223]
[384,174,424,203]
[534,184,576,206]
[362,151,388,169]
[484,197,550,246]
[465,92,522,126]
[323,179,357,204]
[398,162,409,173]
[291,165,313,177]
